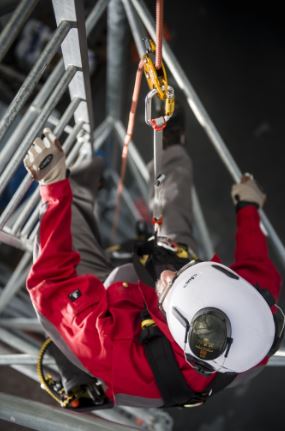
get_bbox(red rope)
[155,0,164,70]
[112,58,145,239]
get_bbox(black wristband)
[235,201,259,212]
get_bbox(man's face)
[155,270,176,305]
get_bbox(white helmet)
[162,261,276,374]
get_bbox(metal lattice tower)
[0,1,284,430]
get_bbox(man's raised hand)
[24,128,66,185]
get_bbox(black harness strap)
[208,372,237,395]
[140,321,237,407]
[255,284,275,307]
[140,323,208,407]
[133,252,156,288]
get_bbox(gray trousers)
[70,145,196,282]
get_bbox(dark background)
[1,1,285,430]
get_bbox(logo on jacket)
[68,289,81,301]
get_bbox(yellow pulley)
[143,39,168,100]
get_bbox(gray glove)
[231,173,266,209]
[24,128,66,185]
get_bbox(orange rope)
[112,58,145,239]
[155,0,164,70]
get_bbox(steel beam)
[121,0,146,58]
[0,393,138,431]
[114,120,149,196]
[0,354,54,366]
[108,171,142,222]
[0,328,39,355]
[12,188,40,235]
[192,187,214,259]
[0,176,34,230]
[0,343,40,382]
[93,117,114,152]
[0,61,65,168]
[0,66,77,196]
[86,0,110,36]
[0,251,31,314]
[66,123,87,163]
[0,318,43,332]
[0,20,73,145]
[106,0,129,120]
[0,229,32,251]
[0,0,39,62]
[53,97,82,137]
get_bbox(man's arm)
[30,179,80,285]
[230,174,281,301]
[24,130,112,378]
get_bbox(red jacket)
[26,179,281,407]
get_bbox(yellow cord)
[37,338,72,408]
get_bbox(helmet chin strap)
[210,355,229,373]
[185,346,229,375]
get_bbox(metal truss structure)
[0,0,284,430]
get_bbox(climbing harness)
[37,338,111,410]
[145,85,175,233]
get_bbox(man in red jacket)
[24,127,283,408]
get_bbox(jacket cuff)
[40,178,72,201]
[236,204,260,226]
[235,201,259,212]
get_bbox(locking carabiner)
[145,86,175,131]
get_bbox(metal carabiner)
[145,86,175,131]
